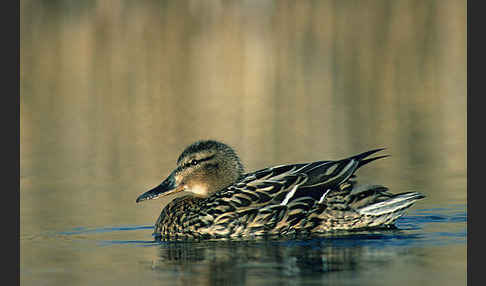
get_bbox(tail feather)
[357,155,390,169]
[351,148,386,162]
[356,192,425,216]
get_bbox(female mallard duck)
[136,140,425,239]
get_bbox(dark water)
[21,1,466,285]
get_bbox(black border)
[15,0,20,285]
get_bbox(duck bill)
[136,173,182,203]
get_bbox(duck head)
[136,140,244,202]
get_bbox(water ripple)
[48,206,466,248]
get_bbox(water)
[21,1,466,285]
[21,207,466,286]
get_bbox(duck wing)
[192,149,391,236]
[231,148,388,205]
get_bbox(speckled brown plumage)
[137,140,425,239]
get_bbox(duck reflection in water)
[148,231,421,285]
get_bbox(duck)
[136,140,425,239]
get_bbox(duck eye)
[191,159,198,165]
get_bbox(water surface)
[22,207,466,286]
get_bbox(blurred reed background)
[21,0,466,232]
